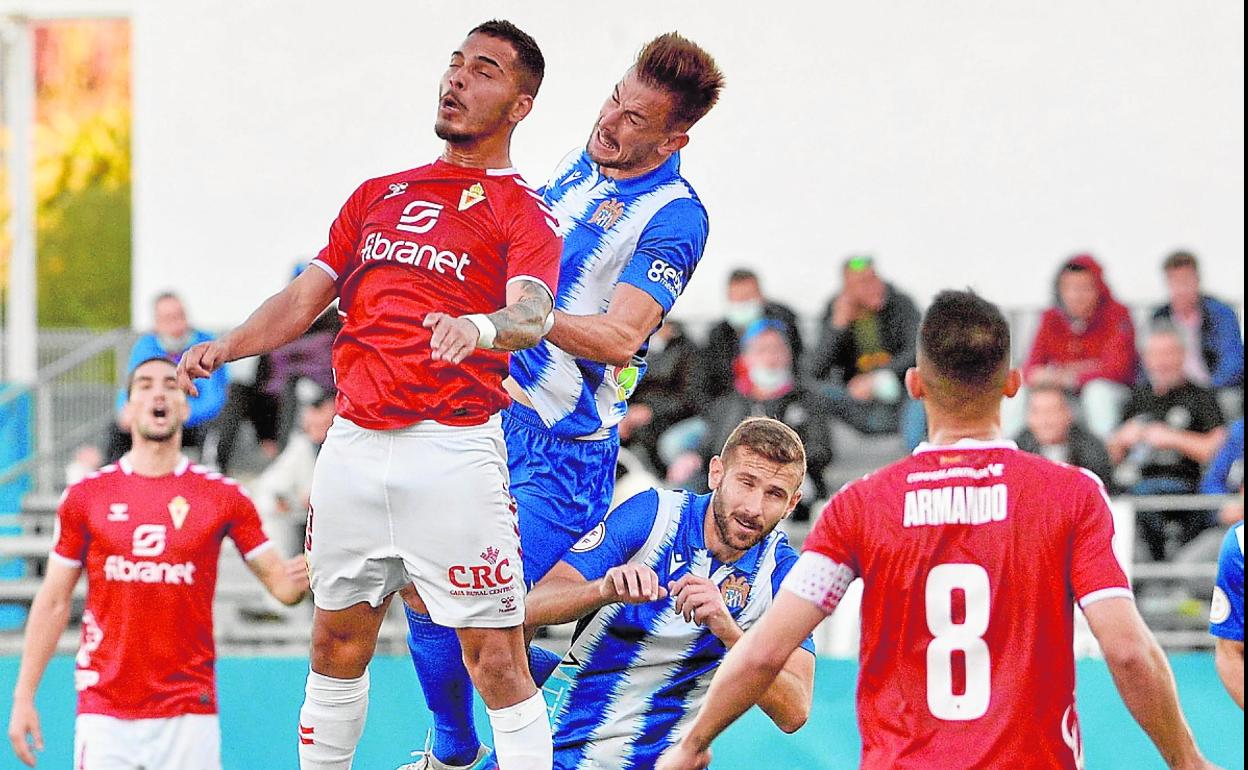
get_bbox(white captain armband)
[781,552,857,615]
[463,314,497,349]
[541,311,555,336]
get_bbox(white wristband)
[541,312,556,336]
[463,314,497,349]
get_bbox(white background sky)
[127,0,1244,329]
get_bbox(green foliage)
[37,183,130,327]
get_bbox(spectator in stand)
[1014,383,1113,487]
[1152,250,1244,414]
[808,255,924,449]
[618,320,702,474]
[104,292,228,464]
[698,269,803,402]
[1108,324,1227,560]
[1202,418,1245,526]
[1013,254,1138,441]
[668,320,833,519]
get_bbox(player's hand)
[176,340,230,397]
[600,564,668,604]
[669,575,739,643]
[830,291,857,329]
[285,555,311,598]
[656,738,712,770]
[8,698,43,767]
[423,313,479,365]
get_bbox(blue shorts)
[504,403,619,587]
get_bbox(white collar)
[912,438,1018,456]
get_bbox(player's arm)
[658,590,827,770]
[423,278,555,364]
[177,267,337,395]
[8,560,81,767]
[524,559,668,633]
[546,283,665,368]
[1214,638,1244,708]
[244,546,309,606]
[1084,597,1211,770]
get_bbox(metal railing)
[0,329,136,496]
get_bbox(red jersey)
[310,160,562,430]
[799,439,1131,770]
[51,456,271,720]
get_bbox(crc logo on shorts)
[647,258,684,296]
[448,547,516,596]
[396,200,443,234]
[131,524,167,557]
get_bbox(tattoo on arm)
[488,280,553,351]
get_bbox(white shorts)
[74,713,220,770]
[306,414,524,627]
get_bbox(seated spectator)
[808,255,925,449]
[619,320,702,474]
[251,383,336,560]
[1152,250,1244,415]
[1108,324,1228,560]
[1201,418,1244,526]
[697,268,802,402]
[1014,383,1113,487]
[104,292,228,464]
[668,320,833,519]
[1009,254,1138,441]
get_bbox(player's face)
[588,69,684,174]
[1164,266,1200,314]
[707,448,803,552]
[1057,270,1098,322]
[435,33,531,145]
[126,360,188,442]
[1026,390,1072,446]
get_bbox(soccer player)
[526,417,814,770]
[658,290,1217,770]
[6,357,309,769]
[175,20,562,770]
[1210,521,1244,708]
[399,33,723,770]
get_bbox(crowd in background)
[77,249,1243,566]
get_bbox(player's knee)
[462,635,530,694]
[310,623,376,678]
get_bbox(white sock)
[487,692,552,770]
[298,669,370,770]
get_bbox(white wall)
[129,0,1244,329]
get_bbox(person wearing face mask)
[808,255,925,449]
[104,292,229,464]
[697,269,803,403]
[669,320,833,519]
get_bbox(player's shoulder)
[484,168,559,226]
[61,463,126,502]
[1225,521,1245,560]
[182,463,254,502]
[354,164,435,196]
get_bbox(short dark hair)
[153,291,181,309]
[127,356,177,396]
[1162,250,1199,273]
[728,268,758,284]
[721,417,807,478]
[469,19,545,96]
[919,290,1012,399]
[634,33,724,129]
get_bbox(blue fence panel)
[0,387,33,632]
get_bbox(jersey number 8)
[925,563,991,721]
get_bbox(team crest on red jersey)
[168,496,190,530]
[720,574,751,611]
[459,182,486,211]
[589,199,625,230]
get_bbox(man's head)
[588,33,723,177]
[435,20,545,145]
[1025,384,1074,447]
[724,268,763,328]
[1162,250,1201,316]
[153,292,190,351]
[124,357,189,443]
[739,320,793,395]
[841,255,887,313]
[1056,258,1101,323]
[907,290,1020,418]
[1143,323,1187,393]
[707,417,806,552]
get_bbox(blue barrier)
[0,387,32,632]
[0,654,1241,768]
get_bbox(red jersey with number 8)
[310,160,562,430]
[799,440,1131,769]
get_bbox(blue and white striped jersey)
[510,149,709,440]
[546,488,815,770]
[1211,521,1244,642]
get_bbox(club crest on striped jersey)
[720,573,751,611]
[459,182,486,211]
[589,199,625,230]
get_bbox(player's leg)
[458,625,552,770]
[147,714,222,770]
[74,714,142,770]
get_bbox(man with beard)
[176,20,562,770]
[398,32,723,770]
[8,357,308,769]
[515,417,814,770]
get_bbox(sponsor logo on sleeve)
[646,258,684,296]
